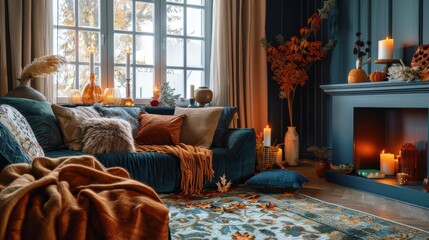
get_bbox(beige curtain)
[210,0,268,133]
[0,0,54,101]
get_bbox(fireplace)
[321,81,429,209]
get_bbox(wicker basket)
[257,147,278,171]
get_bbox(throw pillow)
[92,104,142,137]
[81,118,136,154]
[211,107,239,147]
[0,97,64,152]
[0,104,45,159]
[51,104,101,150]
[135,113,185,145]
[174,107,223,149]
[0,122,31,171]
[245,169,309,192]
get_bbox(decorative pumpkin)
[369,71,387,82]
[348,69,368,84]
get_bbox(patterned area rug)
[161,186,429,239]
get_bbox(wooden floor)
[293,159,429,232]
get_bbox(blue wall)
[266,0,429,150]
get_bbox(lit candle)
[126,48,131,79]
[380,150,395,175]
[277,148,283,164]
[378,37,394,60]
[190,84,195,99]
[89,46,94,74]
[153,85,160,99]
[263,125,271,147]
[72,93,81,104]
[394,158,399,174]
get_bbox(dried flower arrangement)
[20,55,67,80]
[388,60,420,82]
[261,0,336,126]
[353,32,371,69]
[307,145,331,159]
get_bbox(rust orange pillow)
[135,113,185,145]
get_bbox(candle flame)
[386,37,389,40]
[381,150,385,154]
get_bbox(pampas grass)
[20,55,67,80]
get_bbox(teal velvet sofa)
[0,98,256,193]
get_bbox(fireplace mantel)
[321,81,429,209]
[321,80,429,95]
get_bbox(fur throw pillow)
[81,118,136,154]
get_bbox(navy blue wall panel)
[266,0,427,151]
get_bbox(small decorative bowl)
[330,163,353,174]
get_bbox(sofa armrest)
[225,128,256,178]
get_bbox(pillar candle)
[276,148,283,164]
[378,37,394,60]
[126,49,131,79]
[263,125,271,147]
[190,84,195,98]
[72,93,81,104]
[89,47,94,74]
[380,151,395,175]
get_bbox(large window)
[53,0,212,103]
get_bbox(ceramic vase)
[194,86,213,107]
[5,78,47,101]
[284,126,299,166]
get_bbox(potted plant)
[307,145,331,178]
[262,0,336,166]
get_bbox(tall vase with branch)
[6,55,67,101]
[262,0,336,166]
[348,32,371,83]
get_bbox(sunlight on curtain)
[210,0,268,133]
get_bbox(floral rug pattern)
[161,186,429,239]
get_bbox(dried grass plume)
[20,55,67,80]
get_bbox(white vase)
[284,126,299,166]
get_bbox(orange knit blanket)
[135,143,214,195]
[0,156,169,240]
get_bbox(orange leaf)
[232,231,255,240]
[195,203,212,209]
[259,202,276,210]
[231,202,247,209]
[283,192,297,198]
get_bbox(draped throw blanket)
[0,156,169,240]
[135,143,214,195]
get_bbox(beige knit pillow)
[174,107,223,149]
[51,104,101,150]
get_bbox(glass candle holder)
[396,172,409,185]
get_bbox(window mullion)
[106,0,115,88]
[158,0,166,85]
[204,0,212,88]
[100,0,108,90]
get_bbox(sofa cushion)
[51,104,101,150]
[174,107,223,149]
[135,113,185,145]
[81,118,136,154]
[245,169,309,192]
[92,104,142,137]
[0,104,45,159]
[0,97,63,152]
[212,107,238,147]
[0,122,31,171]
